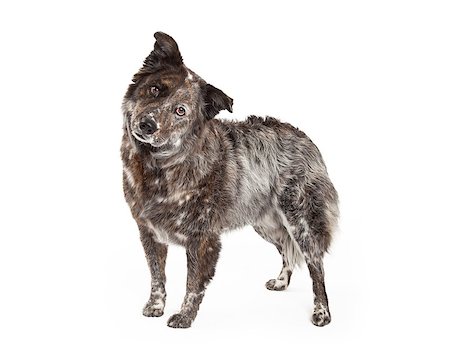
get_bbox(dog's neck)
[122,120,223,175]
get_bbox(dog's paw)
[142,302,164,317]
[311,303,331,327]
[265,279,288,291]
[167,313,193,328]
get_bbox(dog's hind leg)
[279,179,338,326]
[167,233,221,328]
[139,225,168,317]
[253,211,300,291]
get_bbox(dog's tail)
[283,236,304,269]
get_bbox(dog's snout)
[139,119,157,135]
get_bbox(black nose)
[139,120,157,135]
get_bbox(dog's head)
[123,32,233,153]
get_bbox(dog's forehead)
[176,67,199,92]
[141,66,200,91]
[159,67,202,102]
[143,71,184,88]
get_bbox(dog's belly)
[222,195,274,230]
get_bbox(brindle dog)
[121,32,339,328]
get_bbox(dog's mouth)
[131,131,168,148]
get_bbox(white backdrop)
[1,1,449,359]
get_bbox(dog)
[121,32,339,328]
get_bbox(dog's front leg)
[167,233,221,328]
[138,225,168,317]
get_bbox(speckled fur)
[121,32,339,328]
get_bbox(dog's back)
[210,116,338,238]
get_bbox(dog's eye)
[149,86,160,97]
[175,106,186,116]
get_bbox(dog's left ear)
[143,32,183,72]
[202,84,233,119]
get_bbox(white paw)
[311,303,331,326]
[265,278,288,291]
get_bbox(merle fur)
[121,32,339,328]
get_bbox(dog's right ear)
[201,84,234,119]
[142,32,183,72]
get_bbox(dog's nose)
[139,120,157,135]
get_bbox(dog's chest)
[123,155,214,245]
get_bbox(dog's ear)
[143,32,183,71]
[202,84,233,119]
